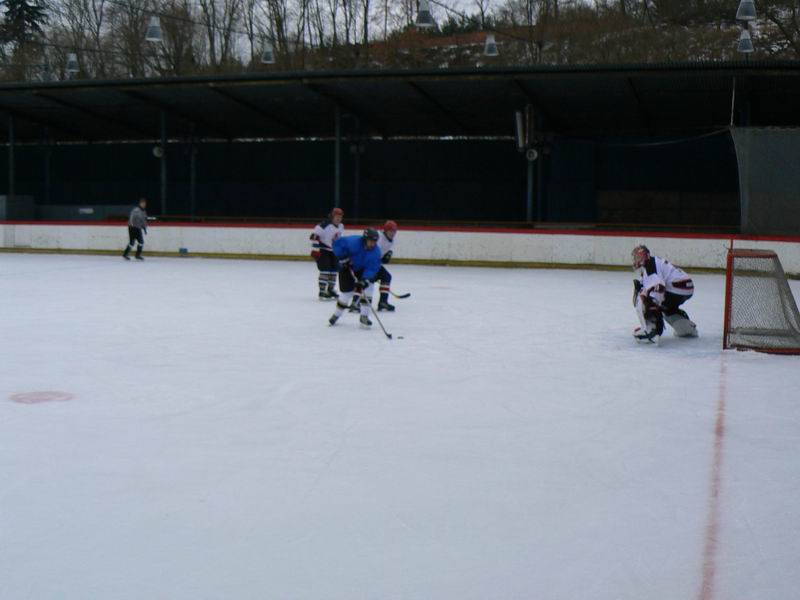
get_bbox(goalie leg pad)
[634,296,663,342]
[665,313,698,337]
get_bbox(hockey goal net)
[723,248,800,354]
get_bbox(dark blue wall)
[0,133,738,226]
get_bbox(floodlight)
[66,53,79,74]
[484,33,499,57]
[416,0,435,29]
[145,16,163,43]
[736,0,756,22]
[737,28,754,54]
[261,43,276,65]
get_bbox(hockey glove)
[356,279,369,289]
[311,250,320,260]
[339,258,350,271]
[381,251,393,264]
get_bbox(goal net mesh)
[724,249,800,354]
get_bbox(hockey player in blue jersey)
[329,229,382,328]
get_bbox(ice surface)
[1,254,799,600]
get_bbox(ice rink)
[2,253,799,600]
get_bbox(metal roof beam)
[512,79,564,132]
[303,82,384,138]
[120,89,235,140]
[405,81,470,135]
[624,77,650,133]
[0,103,89,140]
[206,85,310,137]
[34,92,154,139]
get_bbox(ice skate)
[633,326,660,344]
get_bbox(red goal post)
[723,248,800,354]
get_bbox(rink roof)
[0,61,799,143]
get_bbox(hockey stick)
[389,290,411,299]
[365,297,393,340]
[350,268,393,340]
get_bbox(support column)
[353,117,361,220]
[536,152,545,222]
[8,115,15,202]
[189,138,197,220]
[536,113,546,222]
[160,110,167,215]
[44,128,51,206]
[334,106,341,209]
[526,157,534,222]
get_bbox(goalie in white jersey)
[632,245,698,343]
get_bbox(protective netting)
[731,128,800,235]
[724,249,800,354]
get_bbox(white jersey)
[312,220,344,252]
[637,255,693,298]
[378,231,395,259]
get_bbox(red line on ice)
[697,361,728,600]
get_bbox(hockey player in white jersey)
[376,220,398,311]
[310,208,344,300]
[632,245,698,343]
[349,220,398,312]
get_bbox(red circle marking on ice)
[9,391,75,404]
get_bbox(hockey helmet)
[362,228,380,243]
[383,220,398,239]
[330,207,344,218]
[632,245,651,269]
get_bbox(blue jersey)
[333,235,382,281]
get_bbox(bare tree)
[198,0,243,70]
[760,0,800,57]
[157,0,198,75]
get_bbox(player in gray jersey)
[122,198,148,261]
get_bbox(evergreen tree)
[0,0,49,49]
